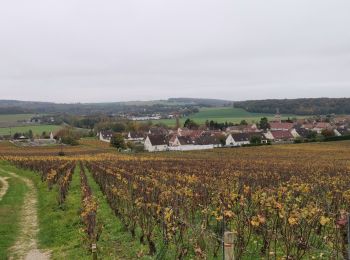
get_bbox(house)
[126,132,145,142]
[269,122,294,131]
[336,127,350,136]
[168,135,217,151]
[225,133,251,146]
[301,123,314,130]
[99,130,114,143]
[170,135,215,149]
[225,124,259,133]
[267,130,294,143]
[290,129,300,138]
[177,128,203,138]
[144,135,169,152]
[226,132,268,147]
[195,135,222,147]
[313,122,332,134]
[172,136,193,146]
[148,127,168,136]
[30,117,42,124]
[294,127,313,139]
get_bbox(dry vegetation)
[1,141,350,259]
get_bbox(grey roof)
[148,135,168,146]
[195,135,221,145]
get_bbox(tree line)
[234,98,350,115]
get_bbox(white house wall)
[168,145,214,151]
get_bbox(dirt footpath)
[0,169,51,260]
[0,176,9,201]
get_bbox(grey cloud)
[0,0,349,102]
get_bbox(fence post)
[348,214,350,259]
[224,232,234,260]
[92,243,97,260]
[222,214,225,260]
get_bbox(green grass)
[85,167,150,259]
[0,164,28,259]
[151,107,304,127]
[36,165,89,259]
[0,162,89,259]
[0,124,63,136]
[0,161,153,259]
[0,114,35,122]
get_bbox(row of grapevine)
[79,163,100,249]
[86,157,350,259]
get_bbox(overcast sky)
[0,0,349,103]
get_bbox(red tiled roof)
[314,122,331,129]
[269,122,294,130]
[270,130,294,139]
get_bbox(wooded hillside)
[234,98,350,115]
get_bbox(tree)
[13,132,21,139]
[27,129,33,139]
[240,120,248,125]
[184,119,199,130]
[258,117,270,131]
[61,135,79,146]
[110,133,126,150]
[111,122,126,132]
[321,129,335,138]
[250,135,262,145]
[55,127,80,145]
[307,131,317,140]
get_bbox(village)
[98,112,350,152]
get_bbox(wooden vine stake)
[224,232,234,260]
[348,215,350,259]
[92,243,97,260]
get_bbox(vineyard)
[0,141,350,259]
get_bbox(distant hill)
[168,98,233,107]
[0,98,233,115]
[0,97,349,116]
[234,98,350,115]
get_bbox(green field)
[0,114,35,128]
[151,107,302,127]
[0,125,63,136]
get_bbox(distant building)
[129,115,161,121]
[313,122,332,134]
[272,109,282,123]
[144,135,169,152]
[265,130,294,143]
[269,122,294,131]
[225,133,267,146]
[225,124,259,133]
[99,131,114,143]
[126,132,145,142]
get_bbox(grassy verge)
[84,167,151,259]
[0,161,89,259]
[36,164,89,259]
[0,163,28,259]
